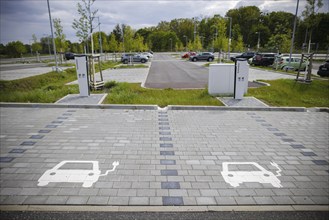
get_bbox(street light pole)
[169,38,172,52]
[289,0,299,67]
[183,35,187,51]
[256,32,261,52]
[47,0,59,72]
[225,17,232,60]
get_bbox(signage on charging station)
[234,59,249,99]
[75,55,90,97]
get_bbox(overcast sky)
[0,0,328,45]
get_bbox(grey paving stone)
[161,170,178,176]
[290,144,305,149]
[30,135,44,139]
[2,196,27,205]
[161,182,180,189]
[267,128,279,131]
[312,160,329,165]
[160,159,176,165]
[159,137,172,141]
[20,141,36,146]
[87,196,109,205]
[9,149,26,153]
[38,130,51,133]
[0,157,15,162]
[108,196,129,205]
[129,197,149,205]
[253,196,276,204]
[52,121,63,124]
[215,197,237,205]
[45,196,69,204]
[159,127,170,130]
[274,133,287,136]
[158,118,169,121]
[272,196,295,204]
[282,138,295,142]
[23,196,48,204]
[234,197,257,205]
[66,196,89,205]
[159,132,171,135]
[196,196,217,205]
[57,117,68,119]
[159,122,170,126]
[162,196,184,205]
[301,152,317,156]
[160,151,175,156]
[160,143,173,148]
[45,125,57,128]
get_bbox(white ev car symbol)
[221,162,282,188]
[38,160,119,188]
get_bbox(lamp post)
[225,17,232,60]
[47,0,59,72]
[256,31,261,52]
[183,35,188,51]
[169,38,172,52]
[43,34,51,57]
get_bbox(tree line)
[1,1,328,58]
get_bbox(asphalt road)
[0,63,48,71]
[144,54,209,89]
[1,211,328,220]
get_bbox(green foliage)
[53,18,68,53]
[104,80,118,89]
[5,41,26,57]
[247,79,329,107]
[103,83,222,107]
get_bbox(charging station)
[234,59,249,99]
[75,55,90,97]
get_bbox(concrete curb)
[1,102,328,112]
[0,103,158,110]
[0,205,328,212]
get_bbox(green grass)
[103,82,222,107]
[247,79,329,107]
[0,68,79,103]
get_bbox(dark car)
[64,52,75,60]
[251,53,276,66]
[317,60,329,77]
[189,52,214,62]
[231,52,256,61]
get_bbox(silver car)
[121,53,148,64]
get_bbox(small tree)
[108,34,118,52]
[72,0,98,52]
[31,34,42,55]
[53,18,67,62]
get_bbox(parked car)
[121,53,148,64]
[181,52,196,58]
[273,56,307,71]
[317,60,329,77]
[231,52,256,61]
[64,52,75,60]
[251,53,276,66]
[189,52,214,62]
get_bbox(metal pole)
[97,17,103,55]
[47,0,58,72]
[226,17,232,60]
[289,0,299,67]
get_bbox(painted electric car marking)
[38,160,119,188]
[221,162,282,188]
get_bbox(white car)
[221,162,282,188]
[142,52,153,58]
[38,160,119,188]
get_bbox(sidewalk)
[0,104,328,207]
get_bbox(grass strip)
[103,82,222,107]
[247,79,329,107]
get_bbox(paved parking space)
[0,106,328,206]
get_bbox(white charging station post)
[234,59,249,99]
[75,55,90,97]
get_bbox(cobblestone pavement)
[0,107,328,206]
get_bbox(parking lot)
[0,105,328,206]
